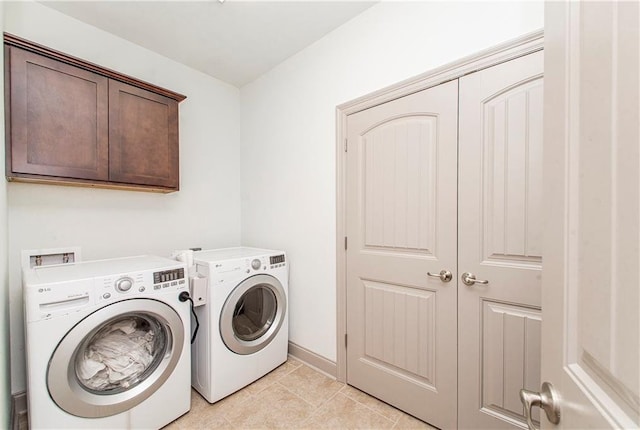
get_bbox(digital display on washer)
[153,268,185,284]
[270,254,285,265]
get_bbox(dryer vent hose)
[179,292,200,344]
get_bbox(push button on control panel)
[115,277,133,292]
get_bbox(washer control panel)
[152,267,186,291]
[115,277,134,292]
[24,258,189,322]
[97,267,186,302]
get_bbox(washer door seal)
[220,274,286,355]
[47,298,184,418]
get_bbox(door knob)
[461,272,489,286]
[520,382,561,430]
[427,270,452,282]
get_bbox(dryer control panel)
[195,251,288,282]
[269,254,286,269]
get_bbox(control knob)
[115,277,134,292]
[251,259,261,270]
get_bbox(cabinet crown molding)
[4,32,187,102]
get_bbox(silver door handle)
[427,270,452,282]
[461,272,489,286]
[520,382,561,430]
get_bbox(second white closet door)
[458,50,544,429]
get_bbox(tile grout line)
[217,361,312,426]
[278,363,346,410]
[275,380,331,428]
[347,394,398,428]
[280,372,347,428]
[218,388,259,425]
[328,391,397,429]
[339,386,402,426]
[299,389,345,428]
[221,359,306,420]
[281,365,397,428]
[274,380,327,410]
[223,417,235,429]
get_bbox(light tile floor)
[164,358,437,430]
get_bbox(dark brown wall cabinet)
[4,34,186,192]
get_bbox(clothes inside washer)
[76,315,165,391]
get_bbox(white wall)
[240,1,544,362]
[0,1,10,425]
[5,1,242,393]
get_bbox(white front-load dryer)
[191,247,289,403]
[23,255,192,429]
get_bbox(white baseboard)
[288,341,337,379]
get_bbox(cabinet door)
[7,47,109,180]
[109,80,179,189]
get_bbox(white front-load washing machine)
[191,247,288,403]
[23,255,192,429]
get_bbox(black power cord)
[179,291,199,344]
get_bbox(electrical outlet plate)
[21,246,82,270]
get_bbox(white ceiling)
[39,1,376,87]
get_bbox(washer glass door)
[47,299,184,418]
[75,313,168,394]
[220,274,286,355]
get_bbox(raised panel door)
[458,50,544,429]
[542,2,639,428]
[7,46,109,181]
[108,80,179,189]
[345,80,458,429]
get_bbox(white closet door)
[541,2,639,428]
[458,50,544,429]
[345,80,458,429]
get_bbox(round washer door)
[47,298,184,418]
[220,274,286,355]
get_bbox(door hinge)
[345,333,348,348]
[344,138,348,152]
[344,236,347,250]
